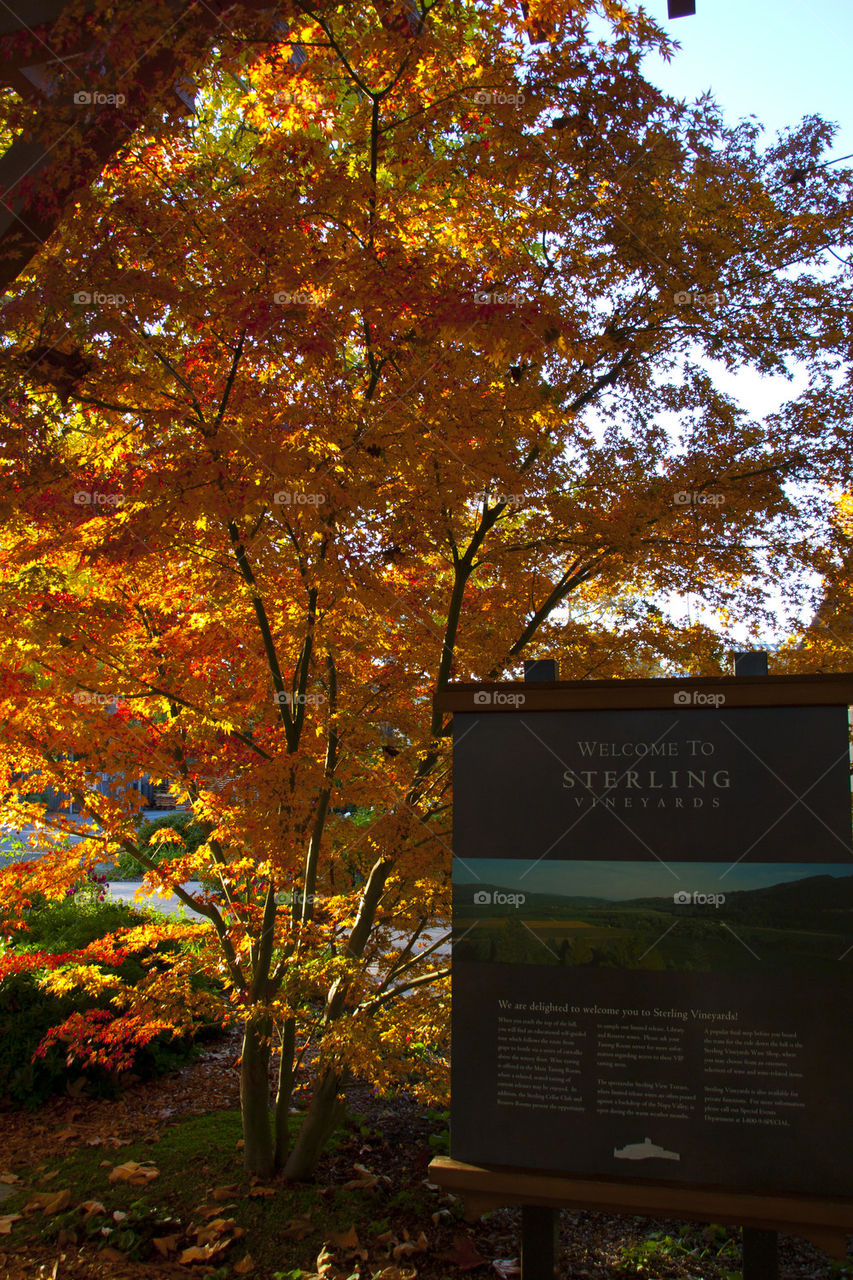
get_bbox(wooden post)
[518,659,560,1280]
[733,649,778,1280]
[521,1204,558,1280]
[523,659,559,683]
[742,1224,779,1280]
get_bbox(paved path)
[0,810,172,867]
[107,880,205,918]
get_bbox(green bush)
[8,894,149,954]
[0,896,212,1108]
[0,972,96,1107]
[113,810,207,880]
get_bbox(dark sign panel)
[453,706,852,864]
[451,703,853,1196]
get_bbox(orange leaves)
[108,1161,160,1186]
[22,1188,72,1215]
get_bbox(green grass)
[2,1106,436,1278]
[617,1223,742,1275]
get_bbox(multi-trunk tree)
[0,0,851,1176]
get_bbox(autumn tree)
[0,0,851,1177]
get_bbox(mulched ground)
[0,1030,848,1279]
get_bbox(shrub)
[0,971,95,1106]
[8,894,149,955]
[0,895,215,1107]
[112,811,207,880]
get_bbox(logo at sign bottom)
[613,1138,680,1161]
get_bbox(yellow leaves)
[38,964,121,999]
[210,1183,240,1202]
[150,826,186,847]
[179,1214,244,1265]
[196,1216,241,1245]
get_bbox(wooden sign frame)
[436,669,853,1277]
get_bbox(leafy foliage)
[5,894,149,956]
[0,896,222,1104]
[114,812,208,880]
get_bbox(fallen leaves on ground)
[442,1234,489,1271]
[210,1184,239,1202]
[328,1225,361,1250]
[283,1215,314,1240]
[343,1162,386,1190]
[98,1245,125,1262]
[392,1230,429,1262]
[22,1189,71,1216]
[77,1200,105,1221]
[0,1215,22,1233]
[175,1212,245,1266]
[195,1202,236,1219]
[108,1161,160,1186]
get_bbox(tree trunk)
[273,1016,296,1171]
[282,1066,346,1180]
[240,1015,274,1177]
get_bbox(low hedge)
[0,895,221,1108]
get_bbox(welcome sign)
[446,690,853,1197]
[452,706,851,864]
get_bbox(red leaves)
[0,942,130,982]
[35,1008,175,1072]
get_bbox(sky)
[453,857,853,898]
[582,1,853,642]
[644,0,852,161]
[642,0,853,423]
